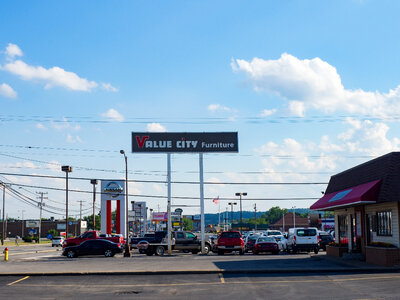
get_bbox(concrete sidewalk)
[0,250,398,276]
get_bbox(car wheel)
[67,250,76,258]
[314,248,319,254]
[204,244,211,254]
[155,246,165,256]
[104,250,114,257]
[52,245,55,247]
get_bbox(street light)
[61,165,72,238]
[292,206,296,229]
[120,150,131,257]
[90,180,98,230]
[20,210,25,237]
[228,202,237,229]
[235,192,247,233]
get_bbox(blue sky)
[1,0,400,220]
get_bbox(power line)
[0,171,329,185]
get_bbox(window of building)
[377,211,392,236]
[338,215,348,244]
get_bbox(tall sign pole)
[167,153,172,255]
[199,153,205,253]
[1,182,5,246]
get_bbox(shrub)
[328,242,348,247]
[369,242,396,248]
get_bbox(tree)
[83,214,101,231]
[183,218,193,231]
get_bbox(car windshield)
[258,237,275,242]
[296,229,317,236]
[220,232,241,238]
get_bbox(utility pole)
[1,182,5,246]
[36,192,48,242]
[254,203,257,231]
[78,200,84,235]
[21,210,25,237]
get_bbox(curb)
[0,268,399,276]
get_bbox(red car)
[217,231,245,255]
[63,231,125,248]
[253,236,279,255]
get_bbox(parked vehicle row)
[59,228,332,258]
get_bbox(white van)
[287,227,319,254]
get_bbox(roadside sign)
[47,234,53,239]
[175,208,183,214]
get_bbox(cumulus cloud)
[0,83,17,98]
[1,44,117,93]
[51,117,80,131]
[66,134,82,143]
[101,83,118,92]
[231,53,397,116]
[36,123,47,130]
[101,109,124,122]
[5,43,23,59]
[260,109,277,117]
[146,123,167,132]
[207,104,231,113]
[2,60,98,91]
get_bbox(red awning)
[310,179,381,211]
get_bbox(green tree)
[83,214,101,231]
[183,218,193,231]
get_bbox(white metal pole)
[199,153,205,254]
[167,153,172,255]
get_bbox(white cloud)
[207,104,231,113]
[51,117,80,131]
[0,83,17,98]
[288,101,305,117]
[231,53,397,116]
[36,123,47,130]
[260,109,277,117]
[5,43,23,59]
[101,109,124,122]
[146,123,167,132]
[101,83,118,92]
[66,134,82,144]
[2,60,98,91]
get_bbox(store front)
[310,152,400,266]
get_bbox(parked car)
[262,230,283,237]
[245,234,260,252]
[52,236,64,247]
[217,231,245,255]
[286,227,319,254]
[318,231,334,251]
[62,239,123,258]
[273,235,287,251]
[63,230,125,248]
[253,236,280,255]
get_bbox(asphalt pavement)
[0,243,398,276]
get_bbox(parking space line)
[219,273,225,284]
[7,276,30,286]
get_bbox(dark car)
[62,239,123,258]
[245,235,260,252]
[253,236,279,255]
[318,231,334,251]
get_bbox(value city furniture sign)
[131,132,238,153]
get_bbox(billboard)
[132,132,238,153]
[152,212,168,221]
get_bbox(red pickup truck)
[62,231,125,248]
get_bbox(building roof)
[325,152,400,204]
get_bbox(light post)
[61,166,72,238]
[149,208,153,231]
[292,206,296,229]
[228,202,237,229]
[120,150,131,257]
[20,210,25,237]
[1,182,5,245]
[235,192,247,233]
[90,179,98,230]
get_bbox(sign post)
[131,132,238,255]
